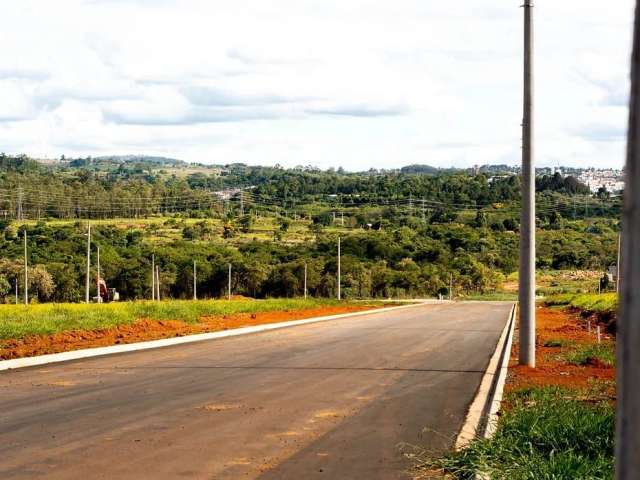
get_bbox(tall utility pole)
[17,187,23,221]
[304,262,308,300]
[156,265,161,301]
[585,195,589,217]
[193,260,197,301]
[519,0,536,368]
[96,245,101,303]
[228,263,232,300]
[337,237,341,300]
[23,229,28,305]
[85,223,91,304]
[617,0,640,475]
[151,254,156,301]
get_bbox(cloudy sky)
[0,0,635,170]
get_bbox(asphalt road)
[0,302,513,480]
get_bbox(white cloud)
[0,0,635,170]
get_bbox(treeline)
[0,154,601,221]
[0,214,619,304]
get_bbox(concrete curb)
[454,303,517,450]
[0,302,433,372]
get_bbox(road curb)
[0,302,434,372]
[454,303,517,450]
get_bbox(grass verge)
[564,343,616,367]
[425,386,615,479]
[0,298,379,341]
[546,293,618,315]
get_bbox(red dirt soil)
[0,305,382,360]
[506,305,615,392]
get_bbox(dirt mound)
[0,305,382,360]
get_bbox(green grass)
[546,293,618,315]
[0,298,376,341]
[564,343,616,367]
[543,338,575,348]
[425,386,615,479]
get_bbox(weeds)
[565,343,616,367]
[423,386,615,479]
[546,293,618,315]
[0,298,376,340]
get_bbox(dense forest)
[0,154,621,303]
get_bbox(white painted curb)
[455,303,517,449]
[0,302,434,372]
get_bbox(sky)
[0,0,635,170]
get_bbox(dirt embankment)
[507,306,615,392]
[0,305,381,360]
[567,306,617,334]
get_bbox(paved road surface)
[0,302,513,479]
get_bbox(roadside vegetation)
[0,298,376,341]
[546,293,618,316]
[419,303,616,479]
[564,343,616,367]
[426,387,614,479]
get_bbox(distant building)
[577,169,624,194]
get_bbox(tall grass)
[565,343,616,367]
[546,293,618,315]
[426,387,615,479]
[0,298,369,340]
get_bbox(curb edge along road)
[0,301,444,372]
[455,303,517,449]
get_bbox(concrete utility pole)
[228,263,232,300]
[23,229,28,305]
[617,1,640,476]
[193,260,197,301]
[17,187,23,221]
[85,223,91,304]
[151,254,156,301]
[519,0,536,368]
[337,237,341,301]
[304,262,308,300]
[96,246,101,303]
[156,265,161,301]
[449,273,453,301]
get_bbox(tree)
[223,222,236,239]
[596,186,610,200]
[239,215,253,233]
[0,275,10,302]
[474,209,488,228]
